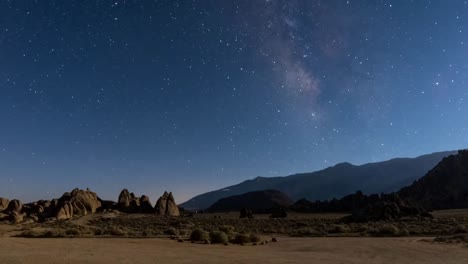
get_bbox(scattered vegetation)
[190,228,210,242]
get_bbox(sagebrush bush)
[219,225,235,235]
[452,224,467,234]
[377,224,400,236]
[190,229,209,241]
[108,226,127,236]
[328,224,350,234]
[209,231,229,244]
[164,227,179,236]
[249,233,261,243]
[65,228,81,237]
[233,233,251,244]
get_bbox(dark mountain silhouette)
[399,149,468,210]
[207,189,293,213]
[292,150,468,222]
[181,151,456,210]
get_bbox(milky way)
[0,1,467,202]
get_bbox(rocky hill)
[399,150,468,210]
[181,150,456,210]
[207,189,293,213]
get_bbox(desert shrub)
[94,228,104,236]
[44,229,65,237]
[376,224,400,236]
[290,228,323,237]
[164,227,179,236]
[328,224,350,234]
[190,229,209,241]
[209,231,228,244]
[249,233,261,243]
[108,226,127,236]
[219,225,235,235]
[399,228,410,236]
[65,228,81,237]
[19,229,41,238]
[452,224,467,234]
[233,233,251,244]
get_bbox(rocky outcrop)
[0,198,9,212]
[117,189,133,208]
[343,193,428,222]
[399,150,468,210]
[6,199,22,213]
[55,188,102,220]
[155,192,180,216]
[117,189,153,213]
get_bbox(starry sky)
[1,0,467,203]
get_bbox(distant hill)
[399,150,468,210]
[207,189,293,213]
[181,150,457,210]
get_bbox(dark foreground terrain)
[0,236,467,264]
[1,210,468,263]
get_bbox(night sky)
[1,0,467,203]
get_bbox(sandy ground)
[0,237,467,264]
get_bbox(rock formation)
[6,199,22,213]
[0,198,9,211]
[155,191,180,216]
[117,189,153,213]
[55,188,102,220]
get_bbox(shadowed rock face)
[6,199,22,214]
[56,188,102,220]
[399,150,468,211]
[155,191,180,216]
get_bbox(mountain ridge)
[181,150,458,210]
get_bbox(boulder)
[0,198,9,212]
[155,191,180,216]
[8,211,23,223]
[6,199,22,213]
[118,189,132,208]
[55,188,102,220]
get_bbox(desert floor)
[0,236,467,264]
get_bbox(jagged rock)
[8,211,23,223]
[55,188,101,220]
[0,213,8,221]
[155,191,180,216]
[140,195,153,213]
[240,208,254,218]
[118,189,132,207]
[6,199,22,213]
[0,198,9,212]
[117,189,151,213]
